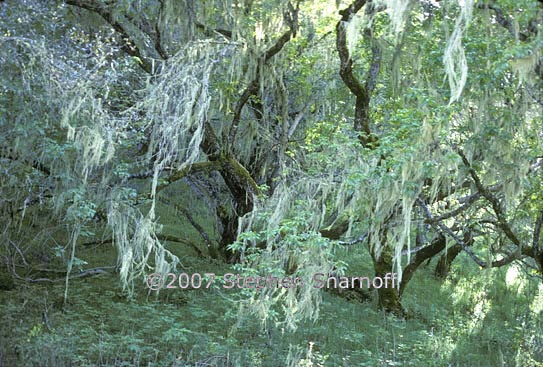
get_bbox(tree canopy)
[1,0,543,365]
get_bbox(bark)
[336,0,375,147]
[335,2,405,316]
[216,154,259,257]
[434,243,462,279]
[200,123,260,256]
[371,246,404,316]
[400,235,446,296]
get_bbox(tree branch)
[156,161,223,193]
[418,197,524,269]
[400,234,446,296]
[478,2,528,41]
[195,22,233,39]
[154,0,169,60]
[458,150,522,248]
[12,267,111,283]
[533,210,543,253]
[336,0,377,147]
[365,40,382,95]
[65,0,154,73]
[424,192,482,224]
[1,149,51,176]
[227,3,299,144]
[418,197,486,267]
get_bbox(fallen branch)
[13,267,112,283]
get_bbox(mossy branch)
[65,0,155,74]
[227,3,299,144]
[156,161,222,193]
[223,154,260,197]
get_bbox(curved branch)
[400,235,447,296]
[228,3,299,144]
[336,0,378,147]
[65,0,154,73]
[458,150,522,247]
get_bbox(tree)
[1,0,309,292]
[0,0,541,325]
[325,0,543,314]
[234,0,543,320]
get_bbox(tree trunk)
[400,235,446,296]
[434,231,473,279]
[434,243,462,279]
[371,245,404,316]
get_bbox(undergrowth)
[1,249,542,367]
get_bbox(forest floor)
[1,242,542,367]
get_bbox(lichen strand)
[443,0,474,103]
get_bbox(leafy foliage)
[1,0,542,365]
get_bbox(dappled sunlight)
[531,282,543,314]
[505,263,527,293]
[1,0,542,365]
[467,295,491,334]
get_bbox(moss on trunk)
[371,246,404,317]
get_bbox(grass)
[1,245,542,366]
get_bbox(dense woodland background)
[1,0,543,366]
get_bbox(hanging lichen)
[510,48,541,86]
[443,0,474,103]
[382,0,412,35]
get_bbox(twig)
[8,239,29,266]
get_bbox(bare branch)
[425,192,482,223]
[418,196,525,269]
[418,197,485,267]
[336,233,368,246]
[8,239,29,266]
